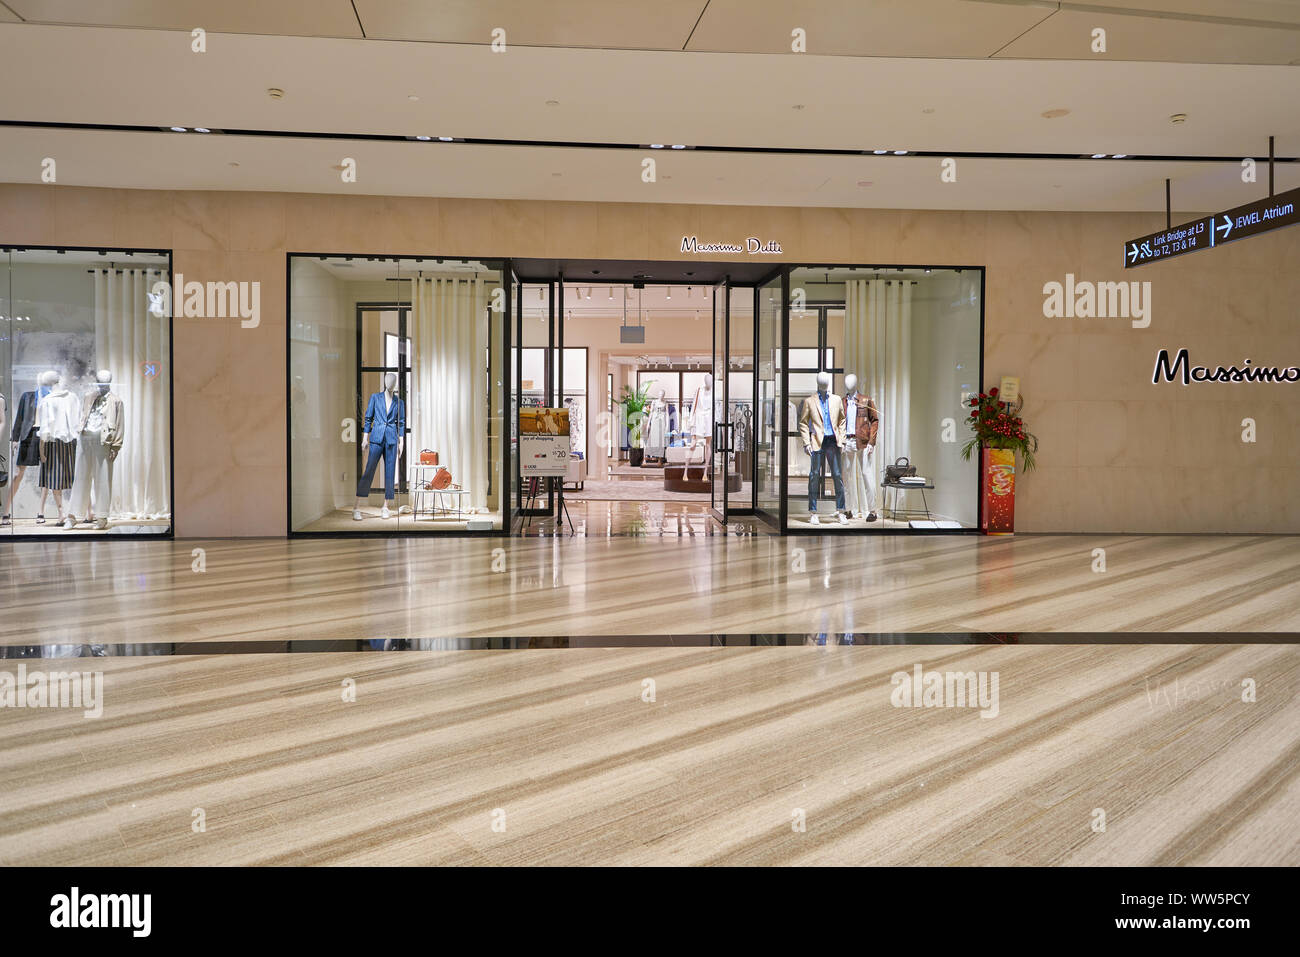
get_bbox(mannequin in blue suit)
[353,372,405,520]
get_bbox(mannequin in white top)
[5,370,60,525]
[35,371,82,525]
[690,373,714,465]
[66,370,125,530]
[645,387,669,460]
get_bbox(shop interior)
[0,246,172,537]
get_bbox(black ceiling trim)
[0,119,1294,165]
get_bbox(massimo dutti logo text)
[1042,273,1151,328]
[0,665,102,719]
[149,274,261,328]
[890,663,999,719]
[50,887,151,937]
[680,236,783,255]
[1152,348,1299,385]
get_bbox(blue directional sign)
[1124,185,1300,268]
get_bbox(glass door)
[710,279,729,524]
[515,280,555,518]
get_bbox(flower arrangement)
[959,387,1038,471]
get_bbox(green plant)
[959,387,1038,471]
[617,381,653,448]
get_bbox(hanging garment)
[645,401,668,457]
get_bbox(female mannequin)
[354,372,405,520]
[645,388,668,461]
[841,372,879,522]
[690,373,714,462]
[4,370,60,526]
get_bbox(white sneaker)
[809,514,820,525]
[62,516,76,529]
[381,506,392,519]
[352,509,362,521]
[837,512,848,525]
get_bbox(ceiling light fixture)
[407,94,420,101]
[169,126,187,133]
[893,150,908,155]
[608,287,613,300]
[1170,113,1187,124]
[1111,153,1127,159]
[267,88,285,99]
[438,136,454,142]
[193,127,211,134]
[415,135,432,141]
[670,144,686,149]
[873,149,888,155]
[650,144,665,149]
[1091,153,1107,159]
[666,288,672,299]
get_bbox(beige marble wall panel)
[0,183,1294,535]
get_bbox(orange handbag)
[427,467,453,490]
[419,449,439,465]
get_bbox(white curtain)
[845,278,911,473]
[410,275,489,511]
[93,267,170,519]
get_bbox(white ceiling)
[0,17,1296,212]
[3,0,1298,63]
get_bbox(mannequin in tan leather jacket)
[842,373,879,521]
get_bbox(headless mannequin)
[354,372,404,520]
[646,388,668,461]
[842,372,878,522]
[691,373,713,467]
[66,370,121,530]
[4,369,59,524]
[799,371,847,525]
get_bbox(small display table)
[881,479,935,522]
[410,465,470,521]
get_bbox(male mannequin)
[842,373,880,523]
[354,372,404,520]
[35,371,81,525]
[65,370,124,530]
[4,370,59,526]
[797,371,847,525]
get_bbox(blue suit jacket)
[363,392,405,447]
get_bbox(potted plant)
[617,381,653,467]
[960,387,1038,535]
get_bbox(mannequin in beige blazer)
[797,372,848,522]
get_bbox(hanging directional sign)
[1124,185,1300,268]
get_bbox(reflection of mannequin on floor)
[36,371,82,525]
[645,389,668,460]
[842,373,879,523]
[66,370,125,530]
[689,373,713,463]
[4,370,60,526]
[353,372,405,521]
[797,372,847,526]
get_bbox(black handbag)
[884,456,916,483]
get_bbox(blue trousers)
[358,441,398,500]
[809,435,845,512]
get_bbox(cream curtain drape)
[844,278,911,473]
[93,267,170,519]
[409,275,489,511]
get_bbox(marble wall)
[1,184,1295,535]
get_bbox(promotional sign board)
[1124,186,1300,268]
[520,408,570,477]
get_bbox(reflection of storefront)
[286,253,982,536]
[0,246,174,538]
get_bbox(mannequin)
[645,388,668,461]
[4,370,59,526]
[842,373,880,523]
[354,372,405,520]
[65,370,124,530]
[35,371,81,525]
[690,373,714,462]
[797,371,847,525]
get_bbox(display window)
[0,246,173,537]
[782,266,982,531]
[288,255,507,533]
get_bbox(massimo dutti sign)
[680,236,783,255]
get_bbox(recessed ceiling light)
[1091,153,1107,159]
[893,150,908,155]
[670,144,686,149]
[1170,113,1187,124]
[545,99,559,106]
[873,149,888,155]
[267,88,285,99]
[169,126,187,132]
[650,144,664,149]
[1111,153,1127,159]
[193,127,211,134]
[1041,108,1070,119]
[415,135,432,141]
[438,136,453,142]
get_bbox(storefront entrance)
[508,258,783,536]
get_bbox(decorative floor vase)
[629,447,644,468]
[981,448,1016,535]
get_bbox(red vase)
[981,448,1016,535]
